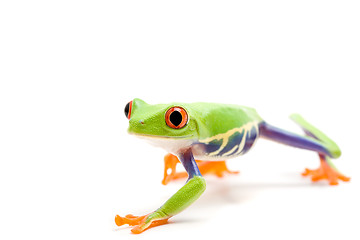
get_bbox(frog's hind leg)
[162,153,238,185]
[258,114,350,185]
[290,114,350,184]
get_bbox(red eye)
[165,106,188,129]
[124,101,133,119]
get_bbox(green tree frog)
[115,98,350,233]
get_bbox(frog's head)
[124,98,198,140]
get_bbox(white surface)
[1,1,359,239]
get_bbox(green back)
[184,102,262,139]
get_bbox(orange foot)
[162,153,239,185]
[115,213,169,234]
[302,155,350,185]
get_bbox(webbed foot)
[302,155,350,185]
[115,213,169,234]
[162,153,239,185]
[197,160,239,177]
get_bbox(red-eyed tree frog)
[115,98,350,234]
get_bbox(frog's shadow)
[177,174,327,212]
[165,175,329,225]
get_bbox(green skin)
[124,98,342,232]
[128,98,263,140]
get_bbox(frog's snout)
[128,118,146,134]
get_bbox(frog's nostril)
[139,120,144,125]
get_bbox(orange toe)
[115,213,169,234]
[131,218,169,234]
[162,154,182,185]
[131,219,169,234]
[197,161,239,178]
[302,157,350,185]
[115,214,147,227]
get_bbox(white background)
[1,1,359,239]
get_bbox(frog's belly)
[191,122,260,161]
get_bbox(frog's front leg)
[115,149,206,234]
[259,114,350,185]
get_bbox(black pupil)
[124,102,130,118]
[170,111,182,126]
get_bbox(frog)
[115,98,350,234]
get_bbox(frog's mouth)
[130,132,195,139]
